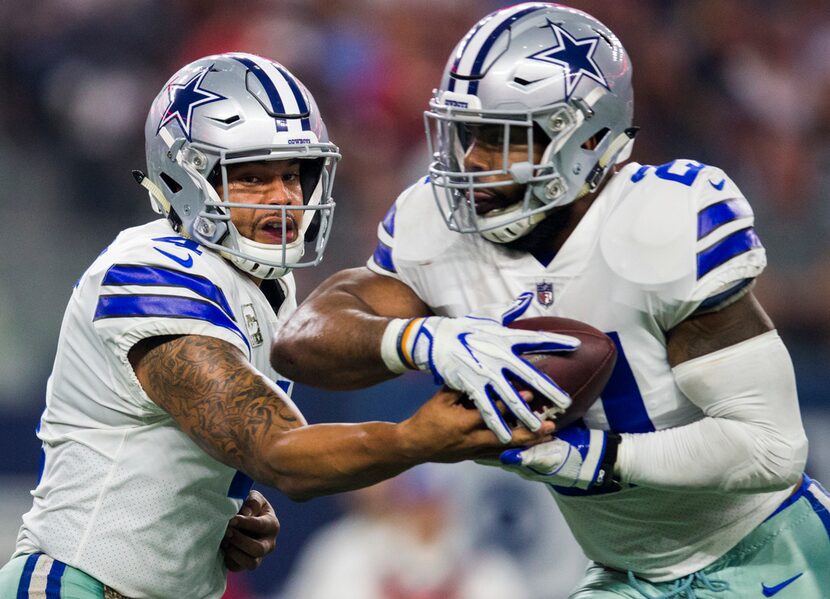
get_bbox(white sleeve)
[616,330,808,492]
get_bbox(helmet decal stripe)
[232,55,291,132]
[450,4,546,95]
[272,64,312,131]
[466,4,547,95]
[449,11,497,91]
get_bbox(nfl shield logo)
[536,281,554,307]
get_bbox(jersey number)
[600,333,654,434]
[631,160,706,187]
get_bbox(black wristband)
[595,433,622,489]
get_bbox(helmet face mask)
[425,3,635,244]
[144,53,340,279]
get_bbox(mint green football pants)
[569,475,830,598]
[0,553,106,598]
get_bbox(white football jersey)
[15,219,295,598]
[368,160,792,581]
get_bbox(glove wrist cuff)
[380,318,425,373]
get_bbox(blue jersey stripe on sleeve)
[93,294,250,352]
[103,264,236,321]
[697,197,753,240]
[45,559,67,599]
[381,203,397,237]
[372,240,397,273]
[697,227,762,279]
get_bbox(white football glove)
[498,427,621,490]
[381,294,580,443]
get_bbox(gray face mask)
[424,3,636,243]
[142,52,340,279]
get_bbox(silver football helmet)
[425,3,636,243]
[142,52,340,279]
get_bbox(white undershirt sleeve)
[616,330,808,492]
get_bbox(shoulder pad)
[600,161,700,296]
[601,160,764,309]
[390,177,460,263]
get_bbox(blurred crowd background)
[1,0,829,597]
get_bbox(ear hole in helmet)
[206,164,221,187]
[299,158,324,204]
[581,128,610,151]
[532,122,551,147]
[160,172,182,193]
[305,212,322,243]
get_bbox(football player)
[271,5,830,597]
[0,53,553,599]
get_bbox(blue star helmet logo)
[156,67,226,141]
[527,19,609,100]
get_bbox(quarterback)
[272,5,830,598]
[0,53,553,599]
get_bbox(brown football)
[506,316,617,428]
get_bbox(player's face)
[219,160,304,245]
[461,124,545,215]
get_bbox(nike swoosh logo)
[762,572,803,596]
[709,178,726,191]
[457,332,481,366]
[154,247,194,268]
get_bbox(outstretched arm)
[271,267,431,390]
[273,267,580,443]
[130,333,551,501]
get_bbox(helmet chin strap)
[577,128,639,198]
[479,205,546,244]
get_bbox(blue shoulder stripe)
[102,265,235,321]
[697,227,762,279]
[371,240,396,273]
[45,559,66,599]
[698,197,753,240]
[94,294,250,352]
[381,203,397,237]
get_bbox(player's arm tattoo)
[129,335,305,475]
[666,292,774,366]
